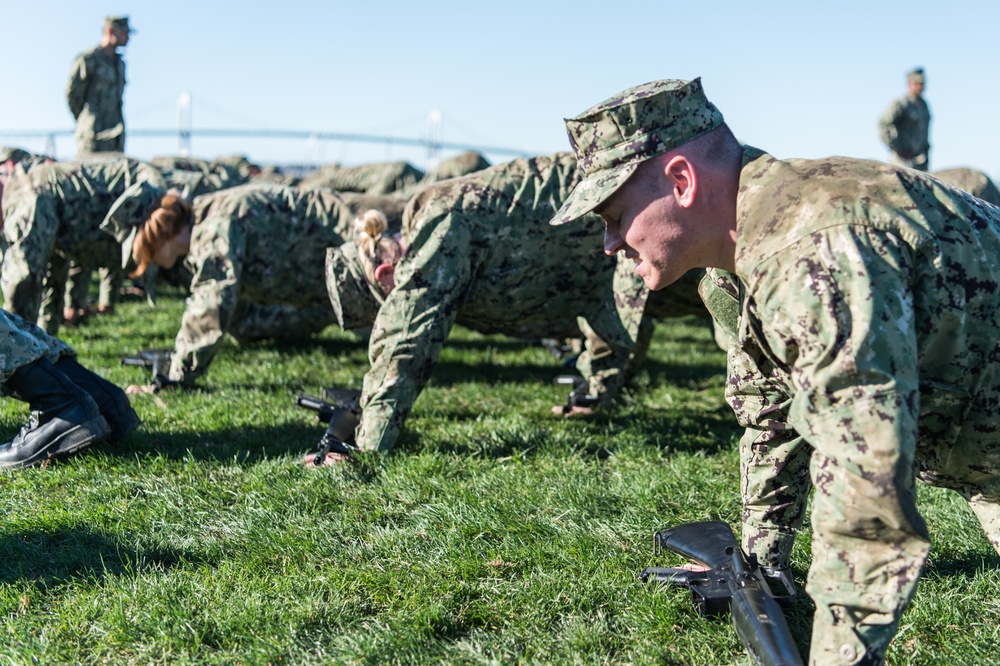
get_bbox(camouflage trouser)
[75,135,124,159]
[54,263,120,316]
[229,303,336,343]
[577,266,711,403]
[0,309,74,394]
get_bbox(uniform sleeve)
[355,211,473,453]
[748,224,923,535]
[66,53,90,119]
[878,99,904,153]
[167,216,246,386]
[698,268,810,567]
[576,257,649,403]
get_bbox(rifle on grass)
[120,348,172,384]
[555,374,599,414]
[296,387,362,463]
[640,521,803,666]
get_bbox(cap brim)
[550,161,640,226]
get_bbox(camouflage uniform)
[66,45,126,156]
[151,157,251,198]
[708,148,1000,664]
[326,153,663,454]
[0,310,74,393]
[421,151,491,185]
[878,92,930,171]
[553,78,1000,665]
[0,147,54,173]
[299,160,424,194]
[60,156,253,318]
[161,184,404,386]
[0,157,165,333]
[931,167,1000,206]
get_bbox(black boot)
[55,356,140,440]
[0,358,111,469]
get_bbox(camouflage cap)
[551,78,724,225]
[104,16,135,33]
[325,244,382,330]
[907,67,925,84]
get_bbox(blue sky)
[2,1,997,178]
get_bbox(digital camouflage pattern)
[213,155,261,180]
[0,310,74,392]
[878,93,930,171]
[66,46,126,156]
[151,157,251,198]
[931,167,1000,206]
[167,184,405,385]
[721,146,1000,665]
[0,157,165,333]
[344,152,670,454]
[298,160,424,194]
[59,156,254,316]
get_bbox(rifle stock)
[640,521,803,666]
[120,348,172,382]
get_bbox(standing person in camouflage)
[0,309,139,468]
[66,16,132,157]
[0,156,165,334]
[317,152,692,462]
[105,183,405,393]
[878,68,931,171]
[553,78,1000,665]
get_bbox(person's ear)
[664,155,697,208]
[374,262,395,290]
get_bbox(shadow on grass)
[99,423,328,464]
[429,359,567,389]
[638,357,727,391]
[925,552,1000,576]
[227,335,368,358]
[0,525,198,585]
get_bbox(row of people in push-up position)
[4,77,1000,665]
[0,147,709,467]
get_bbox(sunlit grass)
[0,286,996,665]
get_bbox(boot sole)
[0,416,111,469]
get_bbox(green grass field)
[1,287,998,665]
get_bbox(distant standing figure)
[878,67,930,171]
[66,16,133,157]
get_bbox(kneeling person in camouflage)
[0,310,139,468]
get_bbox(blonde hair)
[354,209,402,290]
[130,193,192,277]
